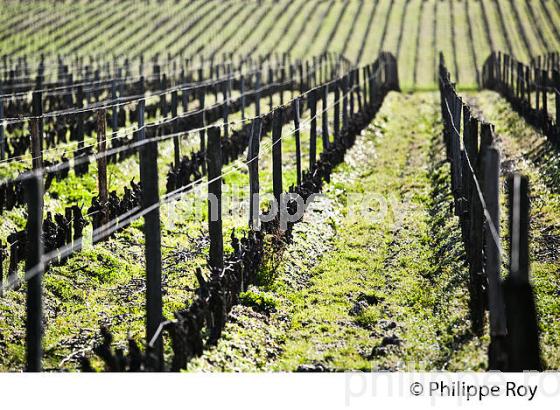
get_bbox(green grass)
[189,92,486,372]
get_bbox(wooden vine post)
[309,89,317,168]
[272,108,283,205]
[25,172,44,372]
[349,70,355,116]
[541,70,548,129]
[96,109,108,240]
[248,118,261,230]
[280,66,285,106]
[111,79,118,137]
[240,74,245,121]
[503,174,541,371]
[342,75,349,129]
[554,70,560,128]
[76,85,84,150]
[450,93,462,213]
[31,91,43,170]
[334,80,340,141]
[484,147,507,370]
[182,84,189,115]
[222,81,229,138]
[268,67,274,112]
[293,98,302,186]
[171,90,180,168]
[255,71,261,117]
[138,99,163,370]
[207,127,223,271]
[199,86,206,174]
[322,84,329,151]
[356,69,362,111]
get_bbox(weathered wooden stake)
[268,67,274,112]
[76,86,84,150]
[160,74,168,118]
[508,174,530,284]
[25,172,43,372]
[449,95,463,212]
[240,75,245,121]
[363,66,369,107]
[111,79,118,135]
[503,174,541,371]
[334,81,340,140]
[272,108,283,204]
[349,71,355,115]
[368,65,375,107]
[342,75,349,128]
[223,82,229,139]
[248,118,262,229]
[554,70,560,128]
[255,72,261,117]
[322,84,329,151]
[207,127,223,271]
[138,101,163,370]
[293,99,302,186]
[171,90,180,168]
[31,91,43,170]
[298,62,304,94]
[64,207,72,249]
[306,61,311,89]
[467,121,485,337]
[182,85,189,114]
[535,67,540,112]
[213,67,219,102]
[525,67,531,109]
[96,109,108,233]
[483,148,508,370]
[199,88,206,173]
[280,66,285,106]
[309,89,317,168]
[356,69,363,111]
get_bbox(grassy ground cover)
[190,92,486,371]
